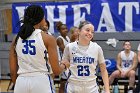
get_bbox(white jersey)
[57,36,70,46]
[63,41,105,82]
[120,51,134,69]
[16,29,51,75]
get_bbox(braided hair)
[15,5,44,44]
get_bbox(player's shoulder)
[65,41,76,49]
[56,35,63,40]
[130,50,135,53]
[41,31,56,45]
[130,50,137,56]
[90,41,101,49]
[118,51,123,56]
[68,41,77,46]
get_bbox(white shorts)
[14,72,55,93]
[122,68,129,71]
[65,80,99,93]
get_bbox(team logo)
[72,46,77,54]
[105,59,112,68]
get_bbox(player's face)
[39,18,48,31]
[123,42,131,50]
[79,24,94,42]
[60,25,68,37]
[40,22,49,32]
[72,28,79,39]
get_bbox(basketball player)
[9,5,69,93]
[69,26,79,42]
[62,21,110,93]
[55,21,70,93]
[109,41,137,93]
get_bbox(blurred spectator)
[134,43,140,93]
[109,41,137,93]
[69,26,79,42]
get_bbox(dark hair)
[79,21,92,30]
[55,21,66,31]
[15,5,44,44]
[45,19,50,29]
[123,41,130,46]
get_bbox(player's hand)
[121,71,125,77]
[61,60,70,69]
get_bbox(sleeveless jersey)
[16,29,51,75]
[120,51,134,69]
[63,41,105,81]
[57,36,70,46]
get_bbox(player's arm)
[99,63,110,93]
[42,33,69,75]
[57,38,65,53]
[116,53,122,72]
[9,38,18,84]
[128,52,137,72]
[138,50,140,64]
[98,46,110,93]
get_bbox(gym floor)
[0,80,59,93]
[0,80,126,93]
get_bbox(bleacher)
[0,42,11,79]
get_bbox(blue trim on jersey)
[64,70,71,93]
[44,50,50,73]
[59,48,63,59]
[65,81,68,93]
[67,70,71,80]
[63,71,68,78]
[48,75,54,93]
[46,63,50,73]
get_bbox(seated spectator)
[134,43,140,93]
[109,41,137,93]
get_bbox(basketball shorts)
[65,79,99,93]
[14,72,55,93]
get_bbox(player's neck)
[125,50,130,54]
[78,39,89,46]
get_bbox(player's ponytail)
[15,5,44,45]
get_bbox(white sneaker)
[128,90,133,93]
